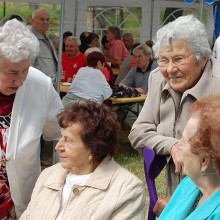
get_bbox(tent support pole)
[150,0,154,40]
[56,0,65,94]
[200,0,204,21]
[73,0,79,36]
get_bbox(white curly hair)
[0,19,39,63]
[153,15,211,62]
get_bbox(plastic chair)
[143,146,167,220]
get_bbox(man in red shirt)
[62,36,86,82]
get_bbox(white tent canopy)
[64,0,213,43]
[0,0,215,91]
[1,0,214,43]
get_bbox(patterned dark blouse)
[0,93,16,220]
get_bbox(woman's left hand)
[171,142,184,175]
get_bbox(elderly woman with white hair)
[129,15,220,195]
[0,19,63,219]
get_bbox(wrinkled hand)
[171,142,183,175]
[135,87,145,94]
[153,196,171,217]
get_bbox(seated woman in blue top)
[159,95,220,220]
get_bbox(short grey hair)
[84,47,102,56]
[0,19,39,63]
[65,36,79,45]
[32,8,49,19]
[122,33,133,39]
[153,15,211,62]
[133,44,152,57]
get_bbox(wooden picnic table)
[60,83,71,93]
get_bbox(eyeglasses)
[157,54,194,67]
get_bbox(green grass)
[115,127,166,199]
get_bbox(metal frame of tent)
[0,0,219,87]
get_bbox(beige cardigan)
[20,157,145,220]
[129,57,220,195]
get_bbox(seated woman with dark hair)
[84,47,116,86]
[159,95,220,219]
[86,32,100,48]
[62,31,73,52]
[20,101,145,220]
[62,51,112,106]
[79,31,91,53]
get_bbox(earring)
[89,155,93,164]
[200,171,206,176]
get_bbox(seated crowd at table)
[2,7,220,220]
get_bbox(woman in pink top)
[105,26,129,68]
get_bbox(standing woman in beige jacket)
[20,101,145,220]
[129,14,220,196]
